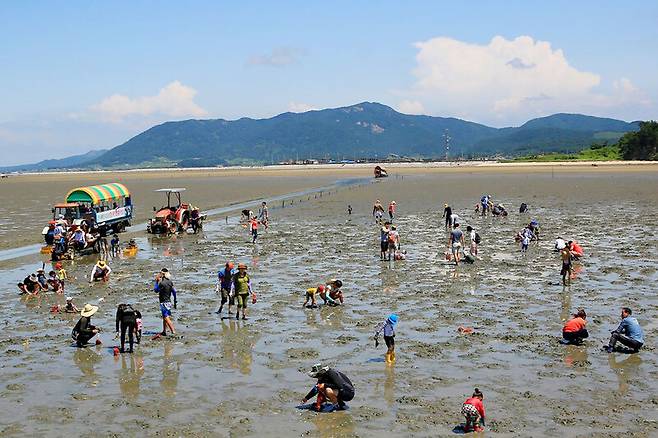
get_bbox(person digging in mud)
[72,304,100,347]
[461,388,486,433]
[448,223,465,265]
[47,270,64,293]
[231,263,255,320]
[65,296,79,313]
[302,364,355,411]
[321,279,344,305]
[89,260,111,283]
[562,308,589,345]
[154,268,177,336]
[115,303,139,353]
[216,261,235,316]
[560,245,572,285]
[304,285,323,308]
[380,222,390,260]
[604,307,644,353]
[374,313,398,363]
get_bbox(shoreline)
[3,159,658,178]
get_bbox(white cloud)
[403,35,650,124]
[91,81,207,123]
[248,47,307,67]
[288,102,318,113]
[397,99,425,114]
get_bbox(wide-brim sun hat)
[387,313,399,325]
[80,303,99,317]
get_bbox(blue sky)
[1,1,657,165]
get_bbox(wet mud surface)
[1,168,658,436]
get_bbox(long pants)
[563,329,589,343]
[120,321,136,352]
[76,333,95,347]
[608,332,643,351]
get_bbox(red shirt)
[250,219,258,230]
[464,397,485,418]
[563,317,586,333]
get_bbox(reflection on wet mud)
[161,343,181,397]
[608,353,642,395]
[118,353,144,398]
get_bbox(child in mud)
[560,246,572,285]
[461,388,486,433]
[374,314,398,363]
[520,227,535,253]
[303,285,323,308]
[110,234,120,256]
[55,262,68,286]
[562,308,589,345]
[321,279,344,305]
[249,217,258,243]
[65,296,79,313]
[47,270,64,293]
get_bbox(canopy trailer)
[45,183,133,237]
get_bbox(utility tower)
[443,129,450,161]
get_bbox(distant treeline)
[618,121,658,160]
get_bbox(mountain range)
[2,102,640,171]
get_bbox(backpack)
[474,232,481,244]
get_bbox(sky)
[1,1,657,165]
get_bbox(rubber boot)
[390,352,396,363]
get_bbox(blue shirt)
[218,268,235,289]
[617,316,644,343]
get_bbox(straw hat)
[96,260,106,268]
[80,303,98,317]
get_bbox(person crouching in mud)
[89,260,111,283]
[303,285,323,308]
[72,304,100,347]
[321,279,344,305]
[374,314,398,363]
[302,364,355,411]
[461,388,486,433]
[562,308,589,345]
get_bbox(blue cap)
[387,314,399,325]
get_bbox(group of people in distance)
[17,262,67,295]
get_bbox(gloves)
[374,336,379,348]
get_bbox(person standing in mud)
[347,205,352,215]
[442,204,452,229]
[154,268,177,336]
[231,263,254,320]
[258,201,269,229]
[466,225,479,256]
[115,303,138,353]
[380,222,390,260]
[388,201,396,220]
[560,245,572,285]
[249,216,258,244]
[374,314,398,363]
[216,262,235,316]
[448,223,465,265]
[373,200,385,223]
[387,225,400,261]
